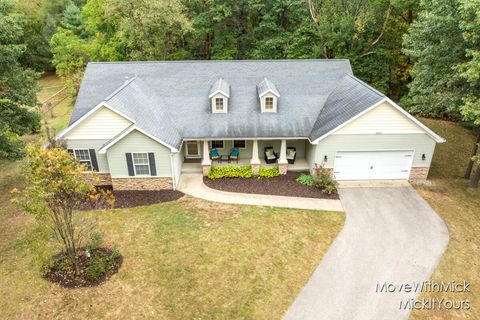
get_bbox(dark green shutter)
[126,153,134,176]
[89,149,99,171]
[148,152,156,176]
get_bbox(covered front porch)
[180,139,311,174]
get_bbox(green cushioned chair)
[264,147,278,164]
[209,148,220,162]
[286,147,296,164]
[229,148,239,163]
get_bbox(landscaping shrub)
[258,167,280,178]
[84,253,108,282]
[296,174,316,186]
[312,164,338,194]
[208,166,253,179]
[84,249,119,282]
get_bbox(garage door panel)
[333,150,413,180]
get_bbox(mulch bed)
[43,247,123,288]
[203,171,339,199]
[79,187,184,210]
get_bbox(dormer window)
[257,78,280,113]
[265,97,274,110]
[215,97,225,111]
[209,78,230,113]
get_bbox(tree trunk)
[469,166,480,188]
[464,132,480,179]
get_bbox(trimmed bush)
[312,164,338,194]
[207,166,253,179]
[296,174,316,186]
[258,167,280,178]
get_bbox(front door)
[185,141,200,158]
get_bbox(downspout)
[170,153,176,190]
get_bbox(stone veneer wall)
[111,177,173,190]
[83,172,112,186]
[409,166,430,183]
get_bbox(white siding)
[335,102,424,135]
[66,107,133,140]
[106,130,172,178]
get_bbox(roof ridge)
[104,76,137,101]
[87,59,351,65]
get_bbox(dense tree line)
[1,0,479,186]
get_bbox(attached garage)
[333,150,414,180]
[312,99,446,182]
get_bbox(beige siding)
[66,139,110,172]
[106,130,172,178]
[315,134,436,167]
[66,106,133,140]
[335,102,424,135]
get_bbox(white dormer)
[257,78,280,113]
[209,78,230,113]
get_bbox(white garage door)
[333,150,414,180]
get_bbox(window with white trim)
[233,140,246,149]
[265,97,274,110]
[132,152,150,176]
[210,140,224,149]
[74,149,92,171]
[215,98,224,111]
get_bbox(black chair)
[286,147,296,164]
[264,147,278,164]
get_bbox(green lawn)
[0,75,345,319]
[410,118,480,320]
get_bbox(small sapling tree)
[13,145,114,274]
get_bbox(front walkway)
[177,173,344,212]
[284,187,449,320]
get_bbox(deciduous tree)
[14,146,114,274]
[0,0,41,160]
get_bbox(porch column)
[250,140,261,175]
[278,139,288,175]
[202,140,211,176]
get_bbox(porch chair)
[229,148,240,163]
[286,147,296,164]
[209,148,221,163]
[264,147,278,164]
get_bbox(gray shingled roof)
[69,60,392,149]
[209,78,230,98]
[257,77,280,97]
[103,77,182,148]
[309,74,385,141]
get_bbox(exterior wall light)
[422,154,426,161]
[324,155,328,162]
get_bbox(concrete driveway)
[284,186,449,320]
